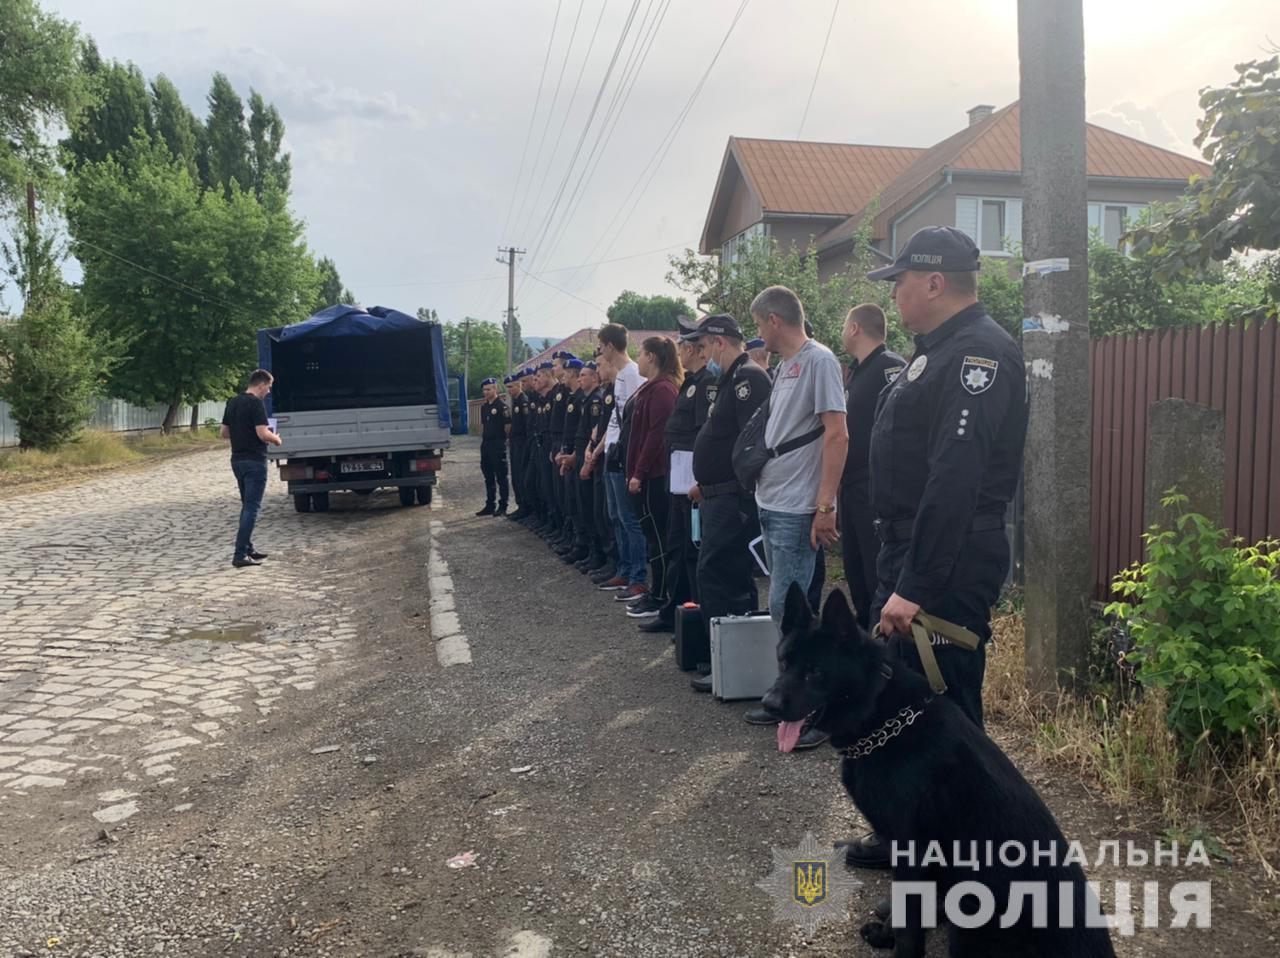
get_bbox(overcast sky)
[38,0,1279,339]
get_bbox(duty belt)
[699,480,743,499]
[872,512,1005,543]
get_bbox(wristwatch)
[816,504,837,515]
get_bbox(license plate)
[340,459,384,474]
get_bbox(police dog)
[762,584,1116,958]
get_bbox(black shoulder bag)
[731,396,825,493]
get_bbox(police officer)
[638,326,711,634]
[839,304,906,629]
[546,353,573,546]
[571,361,606,572]
[841,226,1029,873]
[556,358,588,561]
[525,364,553,533]
[476,377,510,517]
[687,315,772,691]
[506,373,531,519]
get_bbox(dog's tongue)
[777,720,806,753]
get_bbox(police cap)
[867,226,981,281]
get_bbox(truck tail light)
[409,458,441,473]
[314,470,330,481]
[279,464,313,481]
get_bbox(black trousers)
[633,475,671,599]
[697,490,759,621]
[524,438,544,517]
[839,481,878,630]
[592,464,613,561]
[538,442,560,524]
[479,439,508,508]
[509,437,528,508]
[870,527,1009,729]
[658,493,699,620]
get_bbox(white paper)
[268,417,278,433]
[667,450,695,495]
[748,535,769,576]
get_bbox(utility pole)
[496,246,525,374]
[1018,0,1092,693]
[462,318,472,396]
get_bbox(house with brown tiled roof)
[700,103,1211,281]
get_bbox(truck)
[257,305,452,513]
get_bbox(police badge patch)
[960,356,999,395]
[706,385,718,403]
[906,354,928,381]
[605,394,614,404]
[567,403,574,412]
[686,384,696,398]
[885,365,904,384]
[735,381,751,401]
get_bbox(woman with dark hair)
[623,337,682,618]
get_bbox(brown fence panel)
[1090,316,1280,600]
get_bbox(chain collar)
[839,701,930,760]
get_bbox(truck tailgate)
[271,405,451,459]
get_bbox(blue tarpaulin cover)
[258,305,452,429]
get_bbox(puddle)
[162,624,264,645]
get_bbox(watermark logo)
[756,833,860,934]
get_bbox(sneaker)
[248,551,268,560]
[626,602,660,619]
[614,585,647,602]
[231,556,261,568]
[590,568,618,585]
[597,576,629,592]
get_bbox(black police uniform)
[508,388,530,513]
[868,301,1028,727]
[575,385,605,562]
[693,353,771,620]
[656,366,710,621]
[478,395,510,511]
[547,382,569,530]
[840,344,906,629]
[595,384,618,565]
[526,386,550,526]
[560,387,587,552]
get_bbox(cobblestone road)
[0,451,411,823]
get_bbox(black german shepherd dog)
[761,584,1116,958]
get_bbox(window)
[721,222,767,266]
[955,197,1021,255]
[1087,202,1147,248]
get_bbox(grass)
[987,604,1280,877]
[0,428,222,480]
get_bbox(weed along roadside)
[0,429,223,495]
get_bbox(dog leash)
[874,612,981,696]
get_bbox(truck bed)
[270,404,451,460]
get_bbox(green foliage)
[312,256,357,313]
[204,73,253,199]
[67,135,315,419]
[1105,493,1280,750]
[666,219,891,358]
[0,292,116,450]
[0,0,85,203]
[62,56,152,171]
[247,90,290,198]
[976,257,1024,340]
[605,290,690,331]
[1128,56,1280,313]
[441,319,506,397]
[150,75,202,180]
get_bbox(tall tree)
[204,72,253,198]
[0,0,85,203]
[248,90,290,198]
[68,135,315,429]
[605,290,690,331]
[1129,55,1280,312]
[441,319,505,397]
[312,255,356,312]
[63,58,152,170]
[150,74,202,179]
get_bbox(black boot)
[475,504,495,517]
[495,504,508,517]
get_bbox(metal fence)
[1091,316,1280,598]
[0,398,227,448]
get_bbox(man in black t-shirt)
[220,369,283,568]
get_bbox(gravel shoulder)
[1,437,1276,957]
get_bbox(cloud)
[1088,101,1191,155]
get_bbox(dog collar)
[839,699,931,761]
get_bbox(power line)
[500,0,564,240]
[73,237,241,313]
[519,265,608,314]
[797,0,841,140]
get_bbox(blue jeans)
[231,458,268,560]
[605,470,646,583]
[759,507,818,627]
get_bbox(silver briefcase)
[710,614,780,701]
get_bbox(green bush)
[1106,492,1280,750]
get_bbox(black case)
[674,605,710,671]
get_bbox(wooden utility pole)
[462,318,472,396]
[496,246,525,374]
[1018,0,1093,692]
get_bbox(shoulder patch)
[885,365,904,384]
[605,394,614,405]
[556,392,564,402]
[735,380,751,401]
[685,384,696,398]
[706,384,719,404]
[960,356,999,395]
[906,354,928,382]
[567,403,574,412]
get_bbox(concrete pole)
[1018,0,1093,693]
[497,246,525,374]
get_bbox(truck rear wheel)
[416,485,433,506]
[312,492,330,512]
[293,493,313,513]
[398,486,417,507]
